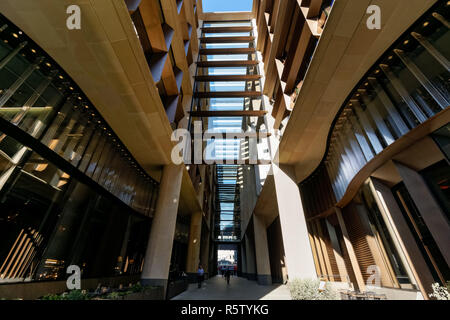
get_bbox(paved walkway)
[172,276,292,300]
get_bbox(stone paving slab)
[171,276,292,300]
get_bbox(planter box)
[166,279,189,300]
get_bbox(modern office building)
[0,0,448,300]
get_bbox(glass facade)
[0,15,157,283]
[393,181,450,284]
[0,135,151,282]
[320,3,450,201]
[299,3,450,290]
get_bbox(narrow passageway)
[171,276,291,300]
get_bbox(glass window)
[431,123,450,161]
[420,160,450,223]
[0,151,66,282]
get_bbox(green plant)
[41,294,65,300]
[288,278,339,300]
[41,290,90,300]
[429,282,450,300]
[128,282,155,293]
[106,291,122,300]
[130,282,144,293]
[67,290,89,300]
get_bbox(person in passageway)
[225,268,231,285]
[197,264,204,288]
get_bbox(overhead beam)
[194,91,261,98]
[198,159,271,165]
[201,26,253,33]
[199,48,256,55]
[189,110,267,117]
[200,36,255,43]
[202,131,271,139]
[197,60,259,67]
[195,75,261,82]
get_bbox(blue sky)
[202,0,253,12]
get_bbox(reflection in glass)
[322,6,450,202]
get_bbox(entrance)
[217,243,238,277]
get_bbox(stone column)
[369,177,434,298]
[272,164,317,280]
[325,220,349,283]
[141,164,183,291]
[240,242,247,277]
[245,234,256,280]
[335,207,366,291]
[253,214,272,285]
[186,211,203,275]
[200,228,210,275]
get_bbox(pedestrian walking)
[197,264,204,288]
[225,268,231,285]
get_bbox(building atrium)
[0,0,449,303]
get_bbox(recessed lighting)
[423,21,429,27]
[364,82,369,86]
[375,69,380,74]
[403,39,409,45]
[18,31,22,35]
[78,96,82,100]
[31,49,36,53]
[46,62,51,67]
[84,105,89,109]
[388,55,393,60]
[69,86,74,90]
[59,75,64,79]
[4,40,8,43]
[12,33,18,38]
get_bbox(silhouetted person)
[197,265,204,289]
[225,268,231,285]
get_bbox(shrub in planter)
[288,278,339,300]
[429,282,450,300]
[105,284,163,300]
[41,290,90,300]
[106,291,126,300]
